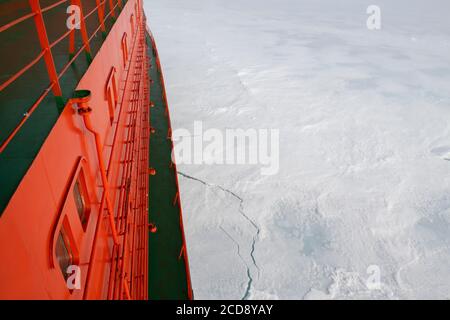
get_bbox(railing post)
[135,1,140,23]
[28,0,62,100]
[69,29,76,56]
[71,0,93,63]
[95,0,106,35]
[109,0,116,19]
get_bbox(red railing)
[0,0,125,153]
[112,22,149,300]
[76,4,146,299]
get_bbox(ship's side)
[0,0,192,300]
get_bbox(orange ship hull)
[0,0,192,300]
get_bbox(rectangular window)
[55,230,73,281]
[105,67,118,124]
[73,170,90,230]
[73,181,86,226]
[130,14,134,36]
[121,33,128,67]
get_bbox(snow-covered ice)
[143,0,450,299]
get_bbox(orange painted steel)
[94,0,106,32]
[0,0,149,299]
[71,94,120,246]
[109,0,116,18]
[69,0,92,59]
[107,43,140,299]
[109,25,149,299]
[87,3,148,299]
[0,0,191,300]
[84,0,146,299]
[28,0,63,97]
[0,0,120,154]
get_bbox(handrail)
[0,83,55,153]
[0,12,36,34]
[59,2,120,79]
[29,0,63,98]
[116,29,147,299]
[0,0,125,154]
[71,91,120,245]
[40,0,68,13]
[0,50,46,92]
[82,8,142,299]
[86,0,107,20]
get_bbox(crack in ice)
[220,226,253,300]
[178,171,260,300]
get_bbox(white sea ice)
[144,0,450,299]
